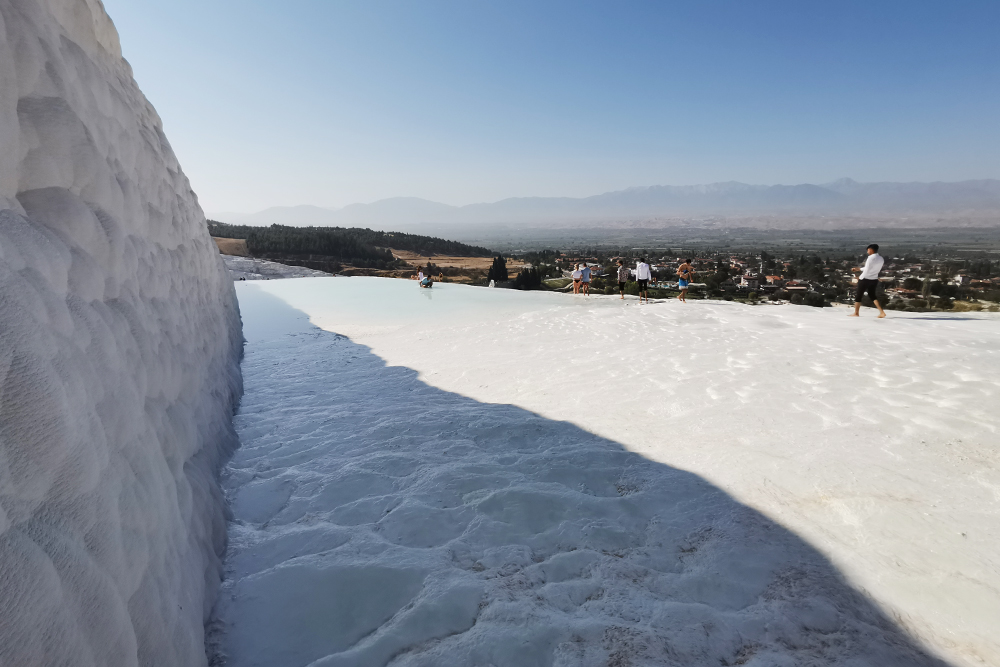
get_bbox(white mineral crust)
[216,278,998,667]
[0,1,242,664]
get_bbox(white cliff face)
[0,1,243,665]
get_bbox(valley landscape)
[215,178,1000,229]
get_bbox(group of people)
[575,243,885,316]
[571,257,696,304]
[413,245,886,315]
[570,263,593,295]
[617,259,654,303]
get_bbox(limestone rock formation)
[0,1,243,664]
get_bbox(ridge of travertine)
[0,0,243,665]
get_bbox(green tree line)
[207,221,492,259]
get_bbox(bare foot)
[848,313,859,317]
[878,313,887,318]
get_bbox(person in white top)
[635,258,652,303]
[851,243,886,318]
[571,264,583,295]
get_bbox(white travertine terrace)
[218,278,998,667]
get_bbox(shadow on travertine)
[210,288,952,667]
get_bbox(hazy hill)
[216,179,1000,231]
[822,178,1000,210]
[236,199,456,229]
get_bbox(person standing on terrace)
[635,258,652,304]
[580,263,592,296]
[617,260,629,300]
[677,259,694,303]
[571,264,583,294]
[851,243,886,318]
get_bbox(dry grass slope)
[213,237,250,257]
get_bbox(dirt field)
[213,237,250,256]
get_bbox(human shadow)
[209,285,954,667]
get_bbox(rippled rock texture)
[0,1,242,664]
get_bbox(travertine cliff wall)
[0,1,243,664]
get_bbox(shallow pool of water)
[238,276,607,337]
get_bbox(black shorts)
[855,278,879,302]
[637,279,649,290]
[618,281,627,291]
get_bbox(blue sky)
[101,0,1000,213]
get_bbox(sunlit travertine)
[218,278,997,666]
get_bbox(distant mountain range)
[214,179,1000,231]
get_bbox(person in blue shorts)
[676,259,694,303]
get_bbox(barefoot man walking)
[851,243,886,318]
[635,257,652,304]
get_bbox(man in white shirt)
[851,244,886,318]
[635,258,652,303]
